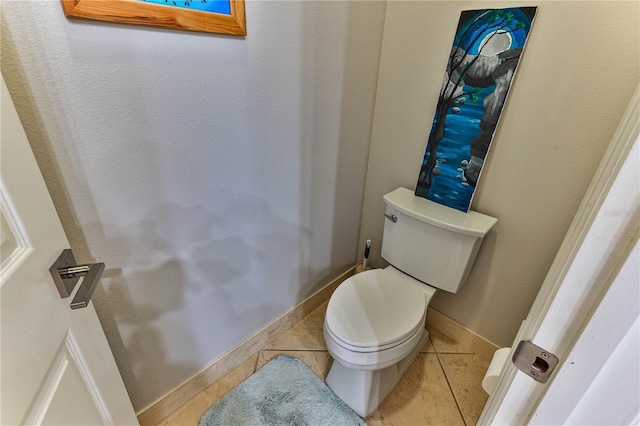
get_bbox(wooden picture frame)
[60,0,246,36]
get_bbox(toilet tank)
[382,188,497,293]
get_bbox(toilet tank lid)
[383,187,498,238]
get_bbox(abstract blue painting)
[141,0,231,15]
[415,8,537,212]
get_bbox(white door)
[1,76,138,425]
[479,85,640,424]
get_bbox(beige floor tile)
[426,309,498,360]
[265,302,328,350]
[156,354,258,426]
[366,353,465,426]
[256,350,333,380]
[158,305,496,426]
[438,353,491,426]
[420,333,435,353]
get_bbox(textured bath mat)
[199,355,366,426]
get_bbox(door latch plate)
[49,249,80,298]
[512,340,559,383]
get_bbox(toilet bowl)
[323,187,498,418]
[324,266,436,417]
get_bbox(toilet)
[323,187,498,418]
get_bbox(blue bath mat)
[199,355,366,426]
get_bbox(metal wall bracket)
[512,340,559,383]
[49,249,105,310]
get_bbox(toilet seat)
[324,319,427,370]
[324,309,426,353]
[325,268,428,351]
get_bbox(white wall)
[1,0,386,411]
[358,1,639,346]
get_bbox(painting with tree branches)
[415,7,537,212]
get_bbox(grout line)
[253,352,260,373]
[428,336,437,354]
[436,352,467,426]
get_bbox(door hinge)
[512,340,559,383]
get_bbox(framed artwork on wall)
[415,7,537,212]
[60,0,246,36]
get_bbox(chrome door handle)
[50,249,105,310]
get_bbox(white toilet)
[323,187,498,418]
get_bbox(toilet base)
[325,328,429,418]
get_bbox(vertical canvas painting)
[415,7,537,212]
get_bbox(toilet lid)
[325,269,427,349]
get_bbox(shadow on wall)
[296,0,386,295]
[90,199,309,409]
[331,1,386,270]
[92,273,196,410]
[1,5,301,409]
[1,0,386,411]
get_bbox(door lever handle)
[50,249,105,310]
[67,262,104,309]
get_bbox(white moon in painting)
[479,30,512,56]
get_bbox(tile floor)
[157,302,498,426]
